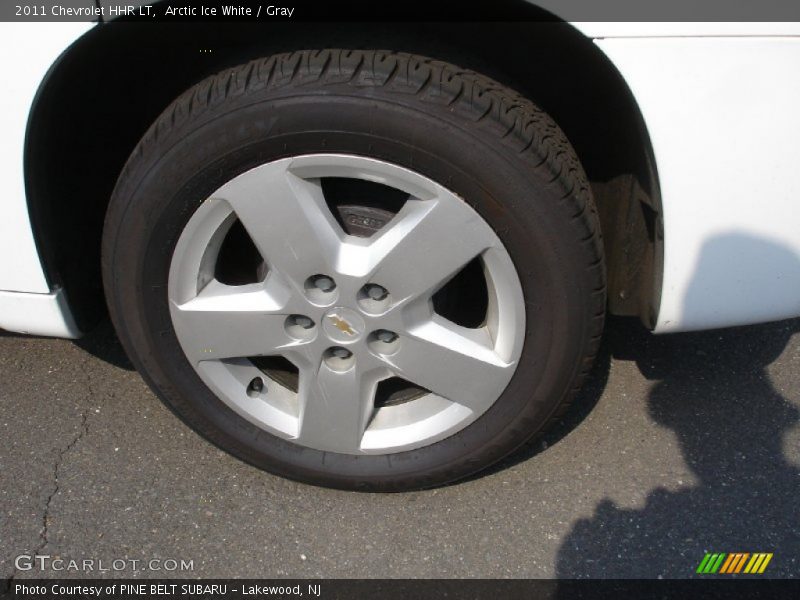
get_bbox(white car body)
[1,19,799,337]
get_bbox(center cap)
[322,307,366,343]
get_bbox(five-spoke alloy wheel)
[103,50,605,490]
[168,155,525,455]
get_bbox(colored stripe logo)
[696,552,773,574]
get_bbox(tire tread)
[106,49,606,490]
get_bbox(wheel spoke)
[387,318,514,412]
[216,160,344,283]
[295,361,379,453]
[363,196,497,303]
[170,279,292,363]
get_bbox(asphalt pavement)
[1,317,798,579]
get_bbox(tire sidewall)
[105,86,596,490]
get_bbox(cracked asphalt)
[1,317,798,579]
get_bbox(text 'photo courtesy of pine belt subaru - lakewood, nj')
[1,2,799,490]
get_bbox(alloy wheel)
[168,154,525,454]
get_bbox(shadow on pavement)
[556,233,800,578]
[72,318,135,371]
[2,318,133,371]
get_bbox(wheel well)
[26,17,661,331]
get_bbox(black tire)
[102,49,606,491]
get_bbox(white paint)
[0,22,91,294]
[0,288,80,338]
[595,37,800,332]
[3,22,800,337]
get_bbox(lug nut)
[375,329,398,343]
[324,346,354,372]
[365,284,389,301]
[330,347,352,359]
[313,275,336,292]
[292,315,314,329]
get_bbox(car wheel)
[102,49,605,490]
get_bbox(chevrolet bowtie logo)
[328,314,357,336]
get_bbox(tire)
[102,49,606,491]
